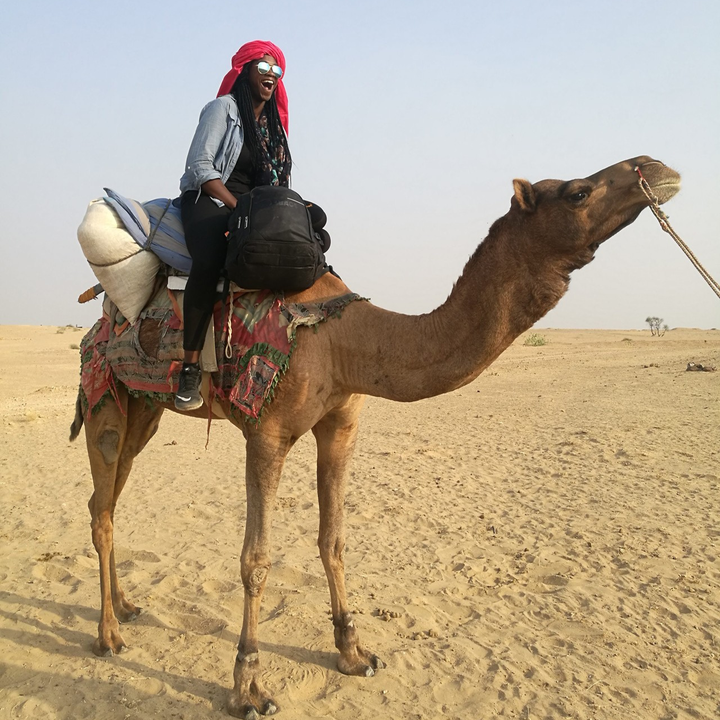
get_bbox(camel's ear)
[512,179,536,213]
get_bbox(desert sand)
[1,323,718,720]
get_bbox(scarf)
[255,112,290,187]
[217,40,289,134]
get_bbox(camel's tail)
[69,389,84,441]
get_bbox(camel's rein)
[635,166,720,300]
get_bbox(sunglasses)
[256,61,283,79]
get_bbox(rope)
[635,167,720,300]
[145,199,172,252]
[87,247,143,268]
[225,288,235,359]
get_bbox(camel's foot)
[92,619,128,657]
[334,614,384,677]
[227,653,279,719]
[114,595,141,623]
[337,647,384,677]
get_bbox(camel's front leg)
[228,432,292,719]
[313,400,384,677]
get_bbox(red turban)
[216,41,289,134]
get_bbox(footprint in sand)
[131,550,162,563]
[522,570,571,595]
[200,578,238,595]
[154,596,227,635]
[6,411,42,425]
[32,557,80,589]
[283,642,336,695]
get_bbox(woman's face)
[248,54,280,105]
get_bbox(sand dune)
[1,325,718,719]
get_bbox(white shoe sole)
[174,396,204,412]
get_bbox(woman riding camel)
[175,41,295,411]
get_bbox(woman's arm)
[180,97,239,195]
[201,179,237,209]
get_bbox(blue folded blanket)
[103,188,192,274]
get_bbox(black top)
[225,140,255,197]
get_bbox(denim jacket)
[179,95,244,196]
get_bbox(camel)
[70,156,680,719]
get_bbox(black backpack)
[225,186,327,291]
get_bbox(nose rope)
[635,166,720,300]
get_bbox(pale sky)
[1,0,718,329]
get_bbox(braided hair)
[231,63,291,186]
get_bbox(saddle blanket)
[79,281,362,421]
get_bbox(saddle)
[79,277,361,422]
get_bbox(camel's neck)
[339,215,569,402]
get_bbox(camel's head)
[510,156,681,272]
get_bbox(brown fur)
[71,156,679,717]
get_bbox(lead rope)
[635,167,720,300]
[225,287,235,359]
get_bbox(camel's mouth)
[638,160,682,205]
[588,167,680,252]
[651,178,682,205]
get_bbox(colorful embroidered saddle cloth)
[80,280,361,421]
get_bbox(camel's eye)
[568,191,589,204]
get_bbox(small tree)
[645,316,667,336]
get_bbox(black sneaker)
[175,363,203,411]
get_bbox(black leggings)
[180,192,232,351]
[180,190,330,352]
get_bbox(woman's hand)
[201,179,237,209]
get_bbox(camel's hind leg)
[313,396,384,677]
[84,388,164,656]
